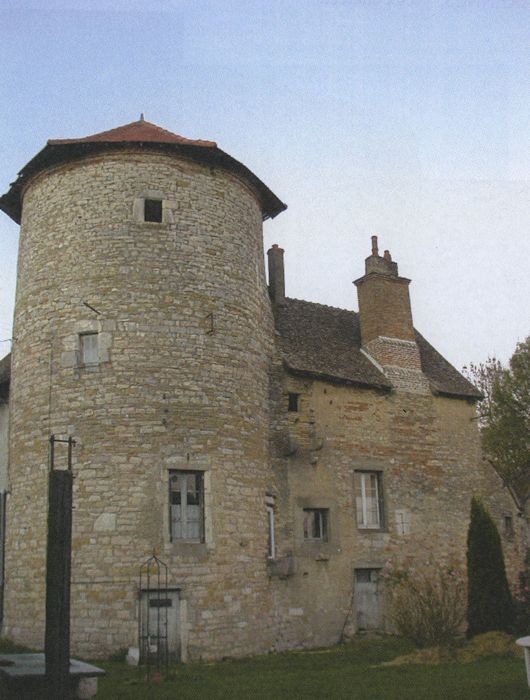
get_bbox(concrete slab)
[0,653,105,699]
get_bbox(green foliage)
[514,548,530,634]
[383,631,522,667]
[463,337,530,514]
[466,498,515,637]
[385,566,465,648]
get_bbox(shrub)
[514,548,530,634]
[386,566,465,648]
[466,497,515,637]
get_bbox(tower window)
[288,393,300,412]
[169,471,204,542]
[80,332,98,365]
[144,199,162,223]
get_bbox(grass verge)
[93,637,529,700]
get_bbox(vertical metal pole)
[45,437,74,700]
[67,437,73,471]
[49,434,55,471]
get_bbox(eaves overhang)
[0,140,287,224]
[283,361,393,393]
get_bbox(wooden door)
[355,568,383,630]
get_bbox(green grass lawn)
[94,638,529,700]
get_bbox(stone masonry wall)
[5,150,277,658]
[4,144,524,661]
[267,367,524,650]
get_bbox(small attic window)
[288,393,300,412]
[144,199,162,223]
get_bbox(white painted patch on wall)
[394,509,411,535]
[93,513,117,531]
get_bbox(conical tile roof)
[0,119,286,223]
[48,118,217,148]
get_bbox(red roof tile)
[48,119,217,148]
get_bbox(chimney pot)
[371,235,379,257]
[384,250,392,261]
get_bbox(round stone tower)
[0,119,286,658]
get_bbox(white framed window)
[355,471,384,529]
[169,471,204,542]
[80,332,98,365]
[303,508,328,541]
[266,496,276,559]
[0,491,5,599]
[267,505,276,559]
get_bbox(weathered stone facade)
[0,120,524,660]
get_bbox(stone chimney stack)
[267,244,286,306]
[354,237,428,392]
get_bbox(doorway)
[354,568,383,631]
[139,589,181,661]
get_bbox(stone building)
[0,119,524,660]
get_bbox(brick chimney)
[354,236,415,344]
[267,244,286,305]
[354,237,428,392]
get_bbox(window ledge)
[169,542,209,559]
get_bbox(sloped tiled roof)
[274,298,482,399]
[274,298,391,390]
[0,119,286,223]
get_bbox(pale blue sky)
[0,0,528,368]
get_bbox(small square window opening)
[303,508,328,541]
[288,393,300,412]
[144,199,162,223]
[80,332,98,365]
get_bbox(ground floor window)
[169,471,204,542]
